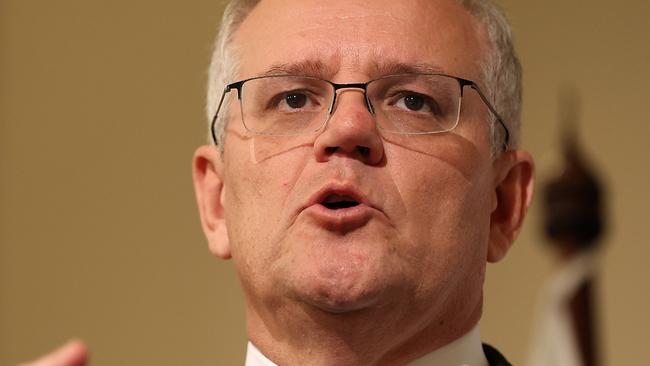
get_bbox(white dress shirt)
[245,324,488,366]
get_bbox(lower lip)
[303,204,375,231]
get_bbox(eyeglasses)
[210,73,510,151]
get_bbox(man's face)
[204,0,521,330]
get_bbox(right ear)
[192,145,231,259]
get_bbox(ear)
[192,145,231,259]
[488,150,535,263]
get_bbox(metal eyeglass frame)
[210,73,510,152]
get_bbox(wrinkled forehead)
[233,0,487,82]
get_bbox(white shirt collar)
[405,325,488,366]
[245,325,488,366]
[245,341,278,366]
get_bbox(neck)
[245,297,483,366]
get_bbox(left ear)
[488,150,535,262]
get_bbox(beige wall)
[1,0,648,364]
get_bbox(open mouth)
[320,194,361,210]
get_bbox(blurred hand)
[19,340,88,366]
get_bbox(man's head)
[193,0,533,364]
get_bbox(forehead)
[233,0,487,82]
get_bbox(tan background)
[1,0,648,365]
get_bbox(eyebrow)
[259,59,335,79]
[257,59,445,80]
[369,61,445,77]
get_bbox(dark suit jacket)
[483,344,512,366]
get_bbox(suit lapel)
[482,344,512,366]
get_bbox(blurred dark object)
[543,92,605,252]
[543,140,604,249]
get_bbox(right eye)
[266,89,321,112]
[284,93,308,109]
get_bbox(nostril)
[323,145,372,159]
[357,146,370,157]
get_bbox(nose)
[313,91,384,165]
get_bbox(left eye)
[394,93,433,113]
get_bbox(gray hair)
[206,0,522,155]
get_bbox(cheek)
[388,148,494,263]
[390,159,492,304]
[222,142,311,262]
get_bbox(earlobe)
[487,150,535,263]
[192,145,231,259]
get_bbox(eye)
[403,94,426,111]
[285,93,307,109]
[395,93,432,113]
[267,90,321,112]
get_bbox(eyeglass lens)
[238,75,463,136]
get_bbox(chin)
[275,224,405,313]
[288,250,394,314]
[299,284,383,314]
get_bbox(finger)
[20,339,88,366]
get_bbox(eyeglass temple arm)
[210,86,234,145]
[469,84,511,152]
